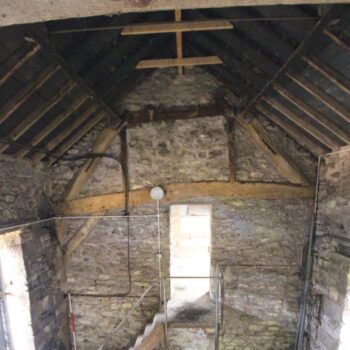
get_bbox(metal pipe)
[156,199,163,307]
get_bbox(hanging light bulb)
[150,186,165,200]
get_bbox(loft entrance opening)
[169,204,212,309]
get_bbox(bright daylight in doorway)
[169,204,212,309]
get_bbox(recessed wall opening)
[0,230,35,350]
[169,204,212,310]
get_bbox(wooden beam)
[239,6,342,120]
[263,96,340,151]
[136,56,222,69]
[15,95,89,159]
[127,104,221,125]
[27,33,120,123]
[54,218,67,247]
[63,211,107,262]
[223,102,309,185]
[44,105,99,152]
[0,80,76,153]
[64,127,121,201]
[324,28,350,53]
[303,56,350,96]
[31,104,100,163]
[56,181,314,215]
[274,83,350,144]
[122,19,233,35]
[287,71,350,125]
[255,104,328,157]
[175,9,183,76]
[47,112,108,165]
[0,41,41,86]
[0,65,59,125]
[0,1,343,27]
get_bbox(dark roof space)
[0,4,349,162]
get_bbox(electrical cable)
[293,156,322,350]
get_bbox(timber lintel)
[56,181,314,215]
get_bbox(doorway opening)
[169,204,212,309]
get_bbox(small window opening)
[0,230,35,350]
[169,204,212,310]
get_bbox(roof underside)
[0,4,350,162]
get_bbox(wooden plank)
[15,95,89,159]
[28,34,120,123]
[56,181,315,215]
[255,104,328,157]
[239,6,342,120]
[64,127,120,201]
[127,104,220,124]
[324,29,350,52]
[31,104,100,163]
[54,218,67,247]
[274,83,350,144]
[175,9,183,76]
[0,80,76,153]
[136,56,222,69]
[122,19,233,35]
[0,1,344,27]
[63,211,107,262]
[286,71,350,125]
[0,65,59,125]
[45,105,99,152]
[47,111,108,165]
[0,42,40,86]
[223,103,309,185]
[263,96,340,151]
[303,56,350,96]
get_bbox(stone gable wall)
[50,68,317,349]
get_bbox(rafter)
[286,71,350,125]
[222,101,309,185]
[0,80,77,153]
[255,104,328,157]
[263,97,341,151]
[15,95,89,159]
[47,111,107,165]
[32,104,100,162]
[0,40,40,86]
[25,31,120,123]
[302,56,350,96]
[273,83,350,144]
[239,6,343,120]
[0,65,59,125]
[56,181,314,215]
[324,28,350,52]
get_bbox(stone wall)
[51,68,317,349]
[0,155,69,350]
[307,149,350,350]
